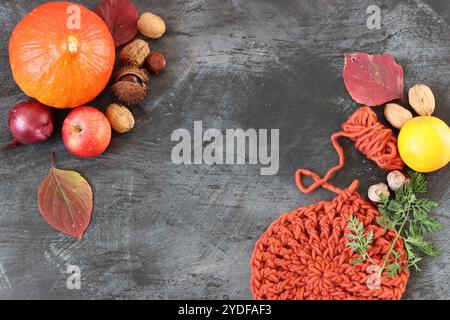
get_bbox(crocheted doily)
[250,181,410,300]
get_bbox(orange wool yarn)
[338,106,404,170]
[250,107,409,300]
[297,106,403,194]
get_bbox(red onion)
[7,101,54,146]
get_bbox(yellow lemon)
[398,116,450,172]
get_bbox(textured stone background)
[0,0,449,299]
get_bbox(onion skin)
[8,101,54,145]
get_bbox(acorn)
[112,66,149,105]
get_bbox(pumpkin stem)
[68,36,79,53]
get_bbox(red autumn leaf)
[38,166,93,239]
[96,0,139,47]
[343,53,404,106]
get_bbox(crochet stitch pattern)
[250,107,409,300]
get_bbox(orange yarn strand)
[296,106,404,194]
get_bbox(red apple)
[62,106,111,158]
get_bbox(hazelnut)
[384,103,413,129]
[408,84,435,116]
[120,39,151,67]
[145,51,166,73]
[137,12,166,39]
[112,66,149,105]
[105,103,135,133]
[368,183,390,203]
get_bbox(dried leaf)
[343,53,404,106]
[38,167,93,239]
[96,0,139,47]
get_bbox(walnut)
[105,103,135,133]
[120,39,150,67]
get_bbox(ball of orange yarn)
[336,106,404,171]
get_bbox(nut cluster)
[368,171,409,203]
[107,11,168,134]
[383,84,436,130]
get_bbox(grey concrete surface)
[0,0,449,299]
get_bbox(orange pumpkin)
[9,2,115,108]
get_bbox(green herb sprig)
[347,171,441,277]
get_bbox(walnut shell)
[408,84,435,116]
[137,12,166,39]
[105,103,135,133]
[120,39,150,67]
